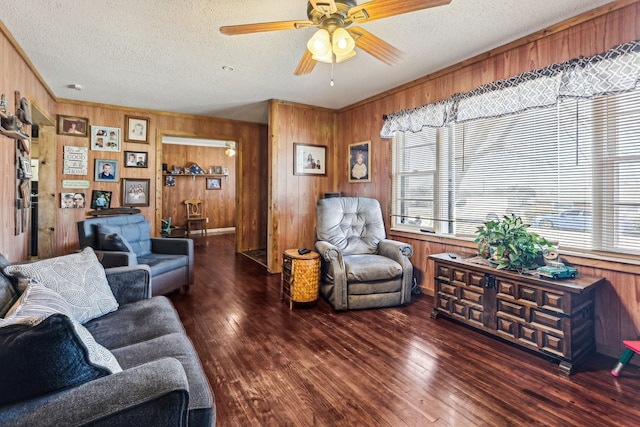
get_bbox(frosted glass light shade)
[307,29,332,63]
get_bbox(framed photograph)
[206,177,222,190]
[124,150,148,168]
[94,159,119,182]
[124,115,149,143]
[213,165,223,175]
[61,192,86,209]
[122,178,150,207]
[57,115,89,137]
[165,175,176,187]
[91,126,120,151]
[293,143,327,176]
[90,190,112,210]
[348,141,371,183]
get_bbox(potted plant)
[474,214,554,272]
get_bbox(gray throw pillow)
[1,280,122,374]
[97,225,135,253]
[3,247,119,323]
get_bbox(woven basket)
[291,256,320,302]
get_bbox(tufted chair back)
[316,197,386,255]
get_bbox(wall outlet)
[206,218,209,223]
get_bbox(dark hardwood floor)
[170,234,640,426]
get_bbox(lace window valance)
[380,40,640,138]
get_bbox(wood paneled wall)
[335,1,640,359]
[0,23,56,262]
[53,103,268,256]
[162,143,236,229]
[267,100,336,272]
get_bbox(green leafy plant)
[474,214,554,271]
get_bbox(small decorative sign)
[63,146,89,175]
[62,179,91,189]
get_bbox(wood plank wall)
[335,1,640,359]
[267,100,336,272]
[161,143,236,230]
[54,103,268,255]
[0,23,56,262]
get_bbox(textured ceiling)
[2,0,613,124]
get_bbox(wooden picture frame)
[122,178,150,207]
[124,150,148,168]
[94,159,119,182]
[206,177,222,190]
[348,141,371,183]
[91,126,121,151]
[293,143,327,176]
[124,115,149,143]
[61,192,86,209]
[57,115,89,137]
[90,190,112,209]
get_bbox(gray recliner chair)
[315,197,414,310]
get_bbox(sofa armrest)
[314,240,348,310]
[105,265,152,304]
[151,238,194,285]
[0,358,189,427]
[379,239,414,304]
[151,237,192,255]
[95,250,137,268]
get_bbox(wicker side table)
[281,249,320,309]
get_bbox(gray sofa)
[77,214,194,296]
[0,252,215,427]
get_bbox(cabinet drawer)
[542,290,565,314]
[436,264,452,280]
[497,299,526,320]
[452,269,467,284]
[436,294,453,313]
[439,281,459,297]
[469,272,484,288]
[461,288,483,305]
[531,309,563,331]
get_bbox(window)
[391,87,640,256]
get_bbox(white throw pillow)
[1,281,122,374]
[3,247,118,323]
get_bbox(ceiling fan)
[220,0,452,76]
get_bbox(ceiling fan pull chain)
[330,57,335,86]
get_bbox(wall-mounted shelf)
[163,172,227,181]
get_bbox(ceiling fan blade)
[220,20,314,36]
[309,0,338,17]
[294,49,317,76]
[349,27,404,66]
[348,0,451,23]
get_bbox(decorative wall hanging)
[124,115,149,143]
[293,143,327,176]
[122,178,150,207]
[91,126,121,151]
[57,115,89,137]
[348,141,371,183]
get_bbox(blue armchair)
[77,214,194,296]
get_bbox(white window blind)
[391,127,440,232]
[392,86,640,256]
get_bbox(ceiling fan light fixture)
[307,29,332,62]
[332,27,355,56]
[334,49,356,63]
[225,148,236,157]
